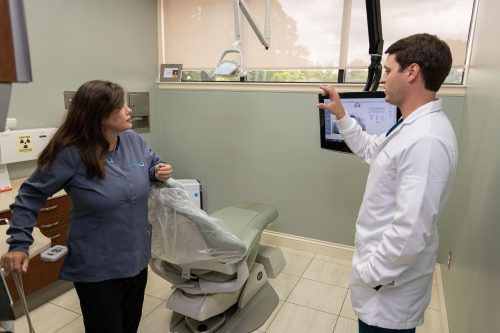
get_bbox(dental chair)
[148,179,286,333]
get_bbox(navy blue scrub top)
[6,130,164,282]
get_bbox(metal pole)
[239,0,270,49]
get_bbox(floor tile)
[334,316,358,333]
[142,294,165,318]
[315,253,352,267]
[145,269,174,300]
[428,285,440,310]
[268,273,299,301]
[416,308,442,333]
[302,258,351,288]
[258,300,284,332]
[340,289,357,320]
[9,243,449,333]
[281,252,313,277]
[266,302,337,333]
[55,316,85,333]
[49,288,82,314]
[14,302,80,333]
[287,278,348,314]
[138,302,174,333]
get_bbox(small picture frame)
[159,64,183,82]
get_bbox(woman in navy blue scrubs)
[2,80,172,333]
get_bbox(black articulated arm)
[364,0,383,92]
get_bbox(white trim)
[261,230,354,261]
[158,0,165,66]
[463,0,481,86]
[158,81,467,97]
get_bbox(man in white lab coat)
[318,34,458,332]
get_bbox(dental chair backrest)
[149,179,247,267]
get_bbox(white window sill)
[158,81,466,97]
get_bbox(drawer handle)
[40,221,60,229]
[40,205,58,212]
[49,233,61,240]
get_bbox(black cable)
[363,0,383,92]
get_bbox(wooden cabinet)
[1,195,71,302]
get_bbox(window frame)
[156,0,477,94]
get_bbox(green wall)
[438,0,500,331]
[156,90,465,246]
[6,0,158,179]
[6,0,500,329]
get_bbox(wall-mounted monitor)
[319,91,401,153]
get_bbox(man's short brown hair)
[385,33,452,92]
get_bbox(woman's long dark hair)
[38,80,125,179]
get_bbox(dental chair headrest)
[149,180,247,265]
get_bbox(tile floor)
[11,245,444,333]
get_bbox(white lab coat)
[336,99,457,329]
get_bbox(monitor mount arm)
[363,0,383,92]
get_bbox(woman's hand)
[154,163,173,181]
[1,251,29,274]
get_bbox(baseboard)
[261,230,354,261]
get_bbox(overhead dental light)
[205,0,271,81]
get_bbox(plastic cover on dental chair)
[149,179,247,265]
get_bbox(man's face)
[380,54,407,107]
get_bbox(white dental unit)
[0,125,57,191]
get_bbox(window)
[159,0,475,84]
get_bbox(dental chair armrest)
[179,260,240,279]
[179,261,249,295]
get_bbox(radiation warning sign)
[18,135,33,153]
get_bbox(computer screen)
[319,91,401,153]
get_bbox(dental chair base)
[169,276,279,333]
[151,247,285,333]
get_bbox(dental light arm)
[207,0,271,80]
[235,0,271,50]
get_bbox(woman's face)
[102,104,133,135]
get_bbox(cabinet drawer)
[39,224,69,246]
[36,212,69,231]
[0,210,11,225]
[37,196,72,220]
